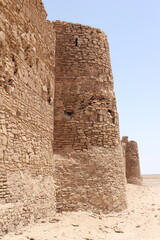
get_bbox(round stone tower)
[54,21,119,149]
[122,136,142,185]
[53,21,126,213]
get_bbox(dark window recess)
[75,38,78,47]
[11,55,18,75]
[14,69,18,74]
[16,110,21,116]
[108,109,115,124]
[8,79,13,85]
[64,111,74,116]
[108,109,112,114]
[48,97,51,104]
[12,55,15,62]
[90,96,105,101]
[47,86,52,105]
[36,58,39,69]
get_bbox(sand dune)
[2,176,160,240]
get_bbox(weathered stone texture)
[53,21,126,213]
[0,0,55,234]
[55,147,126,214]
[54,21,118,150]
[0,0,141,235]
[122,136,142,185]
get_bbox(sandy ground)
[1,176,160,240]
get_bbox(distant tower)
[53,21,126,213]
[122,136,142,185]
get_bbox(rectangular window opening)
[75,38,78,47]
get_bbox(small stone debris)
[49,218,60,223]
[105,225,109,228]
[136,225,141,228]
[99,226,108,233]
[89,214,96,218]
[41,220,46,223]
[114,227,124,233]
[72,224,79,227]
[15,231,23,235]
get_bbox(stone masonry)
[53,21,126,213]
[0,0,56,234]
[0,0,141,235]
[122,136,142,185]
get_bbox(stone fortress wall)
[53,21,126,213]
[54,21,118,150]
[0,0,56,234]
[0,0,141,235]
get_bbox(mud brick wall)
[122,136,142,185]
[54,21,126,213]
[0,0,55,234]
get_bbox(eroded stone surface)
[122,136,142,185]
[53,21,126,213]
[0,0,56,235]
[0,0,139,236]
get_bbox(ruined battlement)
[0,0,141,235]
[122,136,142,185]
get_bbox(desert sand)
[1,176,160,240]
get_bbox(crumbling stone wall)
[0,0,141,234]
[122,136,142,185]
[0,0,55,234]
[53,21,126,213]
[54,21,119,150]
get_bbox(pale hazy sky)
[43,0,160,175]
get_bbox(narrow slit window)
[75,38,78,47]
[64,111,74,116]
